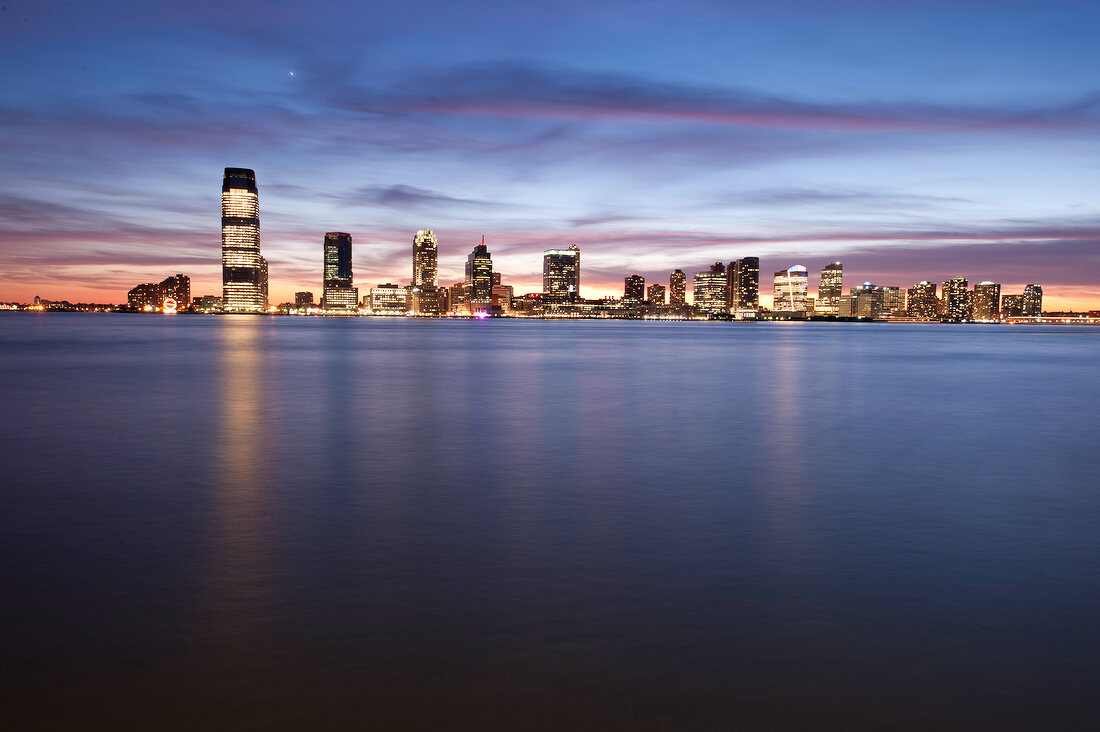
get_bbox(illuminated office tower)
[1001,294,1023,317]
[412,230,438,288]
[647,283,665,305]
[728,256,759,310]
[942,277,971,321]
[907,281,938,318]
[669,270,687,306]
[772,265,808,312]
[1022,284,1043,316]
[322,232,358,309]
[851,282,884,317]
[882,286,905,316]
[693,262,728,313]
[221,167,265,311]
[624,275,645,301]
[543,244,581,302]
[972,282,1001,321]
[465,238,494,308]
[818,262,843,315]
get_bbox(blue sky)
[1,0,1097,306]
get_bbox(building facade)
[624,274,646,301]
[647,283,665,306]
[669,270,687,307]
[693,263,728,313]
[942,277,972,321]
[729,257,760,310]
[1001,294,1023,317]
[907,281,938,318]
[465,239,494,309]
[543,244,581,302]
[369,284,410,313]
[818,262,843,315]
[412,230,438,289]
[972,282,1001,321]
[772,265,809,312]
[322,232,358,309]
[1022,284,1043,316]
[221,167,266,312]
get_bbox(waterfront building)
[295,291,314,308]
[882,286,905,316]
[370,283,410,314]
[942,277,972,321]
[412,230,438,289]
[907,281,938,318]
[221,167,265,312]
[772,265,808,312]
[1023,284,1043,316]
[543,244,581,302]
[817,262,843,315]
[850,282,884,318]
[729,257,760,310]
[1001,294,1023,317]
[669,270,687,306]
[465,239,494,310]
[322,232,358,310]
[624,274,645,302]
[694,262,728,313]
[127,283,160,310]
[972,282,1002,321]
[195,295,222,312]
[647,284,666,306]
[493,284,514,313]
[449,282,470,313]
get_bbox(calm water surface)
[2,314,1098,729]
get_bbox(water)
[2,314,1098,730]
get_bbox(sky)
[1,0,1098,308]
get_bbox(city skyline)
[1,1,1098,308]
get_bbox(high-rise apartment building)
[1022,284,1043,316]
[728,257,760,310]
[693,262,728,313]
[907,281,938,318]
[412,230,438,288]
[647,283,665,306]
[942,277,971,321]
[295,291,314,308]
[818,262,843,315]
[221,167,265,311]
[543,244,581,302]
[322,232,358,309]
[972,282,1001,321]
[624,275,645,301]
[669,270,687,306]
[772,265,808,312]
[1001,294,1023,317]
[160,274,190,308]
[465,238,494,309]
[882,286,905,316]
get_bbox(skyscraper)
[942,277,971,321]
[669,270,687,307]
[907,281,938,318]
[465,238,494,310]
[693,262,728,313]
[1001,294,1023,317]
[624,275,645,301]
[413,230,438,288]
[729,257,760,310]
[1022,284,1043,316]
[972,282,1001,321]
[772,265,808,312]
[543,244,581,302]
[818,262,843,315]
[647,283,665,306]
[221,167,265,312]
[322,232,358,309]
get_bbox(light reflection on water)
[1,315,1099,730]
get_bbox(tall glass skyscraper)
[669,270,687,306]
[693,262,728,313]
[221,168,265,312]
[728,257,760,310]
[322,232,358,310]
[818,262,843,315]
[413,230,438,288]
[543,244,581,302]
[1022,284,1043,316]
[772,265,808,312]
[465,238,494,308]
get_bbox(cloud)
[349,185,497,209]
